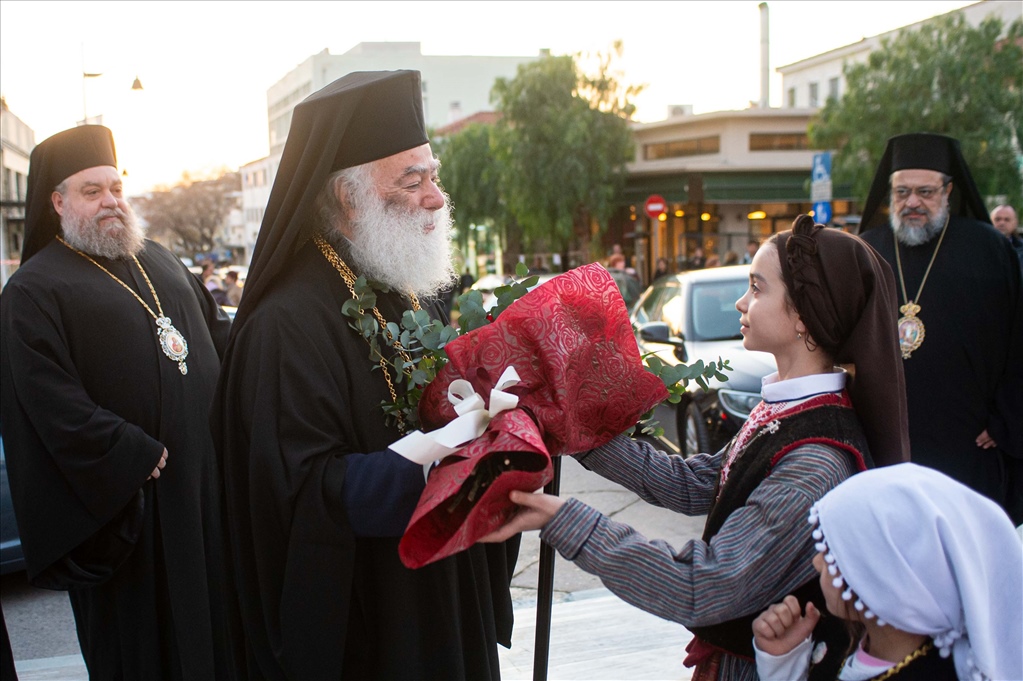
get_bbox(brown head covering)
[775,215,909,466]
[22,125,117,263]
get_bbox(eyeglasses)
[892,183,949,200]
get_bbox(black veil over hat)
[856,133,990,233]
[22,125,117,263]
[234,70,428,324]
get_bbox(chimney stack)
[759,2,770,108]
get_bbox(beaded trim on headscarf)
[806,503,964,661]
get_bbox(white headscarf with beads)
[808,464,1022,681]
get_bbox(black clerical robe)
[0,238,239,679]
[212,238,518,681]
[861,217,1023,516]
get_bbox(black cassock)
[862,217,1023,517]
[0,239,239,679]
[212,238,518,681]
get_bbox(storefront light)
[700,212,712,222]
[675,209,685,217]
[747,210,767,220]
[658,213,667,222]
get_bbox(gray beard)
[890,199,949,247]
[61,203,146,259]
[338,194,456,300]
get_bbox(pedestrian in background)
[991,204,1023,267]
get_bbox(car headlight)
[718,389,761,420]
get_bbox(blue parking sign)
[813,201,832,224]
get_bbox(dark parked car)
[631,265,776,457]
[0,434,25,575]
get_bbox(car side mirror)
[638,322,688,362]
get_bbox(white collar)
[761,369,847,403]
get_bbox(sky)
[0,0,980,194]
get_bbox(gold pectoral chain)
[314,235,420,433]
[56,237,190,375]
[893,214,949,360]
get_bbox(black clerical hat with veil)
[21,125,117,263]
[234,70,428,323]
[857,132,990,233]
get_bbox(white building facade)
[1,98,35,287]
[235,42,538,263]
[778,1,1021,109]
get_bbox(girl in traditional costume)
[753,464,1022,681]
[483,214,909,681]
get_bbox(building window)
[828,77,840,101]
[787,87,796,108]
[645,135,721,160]
[809,82,819,108]
[749,133,811,151]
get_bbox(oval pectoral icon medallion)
[897,314,925,359]
[156,316,189,374]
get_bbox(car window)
[690,280,747,341]
[636,282,678,328]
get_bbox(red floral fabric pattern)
[399,264,668,568]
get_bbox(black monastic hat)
[234,70,428,321]
[857,133,990,233]
[22,125,117,263]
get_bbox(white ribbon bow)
[390,366,522,470]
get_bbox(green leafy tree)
[433,122,508,258]
[490,42,642,260]
[810,14,1023,209]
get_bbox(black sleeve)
[340,449,426,536]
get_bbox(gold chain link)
[57,236,166,320]
[315,235,421,433]
[866,641,933,681]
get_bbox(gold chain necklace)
[866,641,933,681]
[892,213,950,359]
[57,237,190,375]
[314,235,421,433]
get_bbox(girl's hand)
[478,490,565,542]
[753,595,820,657]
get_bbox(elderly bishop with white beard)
[212,71,518,680]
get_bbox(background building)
[236,42,538,260]
[778,0,1021,109]
[1,97,35,287]
[615,0,1021,283]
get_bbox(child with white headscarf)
[753,463,1022,680]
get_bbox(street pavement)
[4,421,705,680]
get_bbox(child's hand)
[753,595,821,657]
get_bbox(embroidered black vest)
[689,400,872,667]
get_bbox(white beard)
[61,202,146,259]
[342,190,456,300]
[890,198,949,247]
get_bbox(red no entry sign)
[644,194,667,220]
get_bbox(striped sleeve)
[541,443,857,629]
[577,434,721,515]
